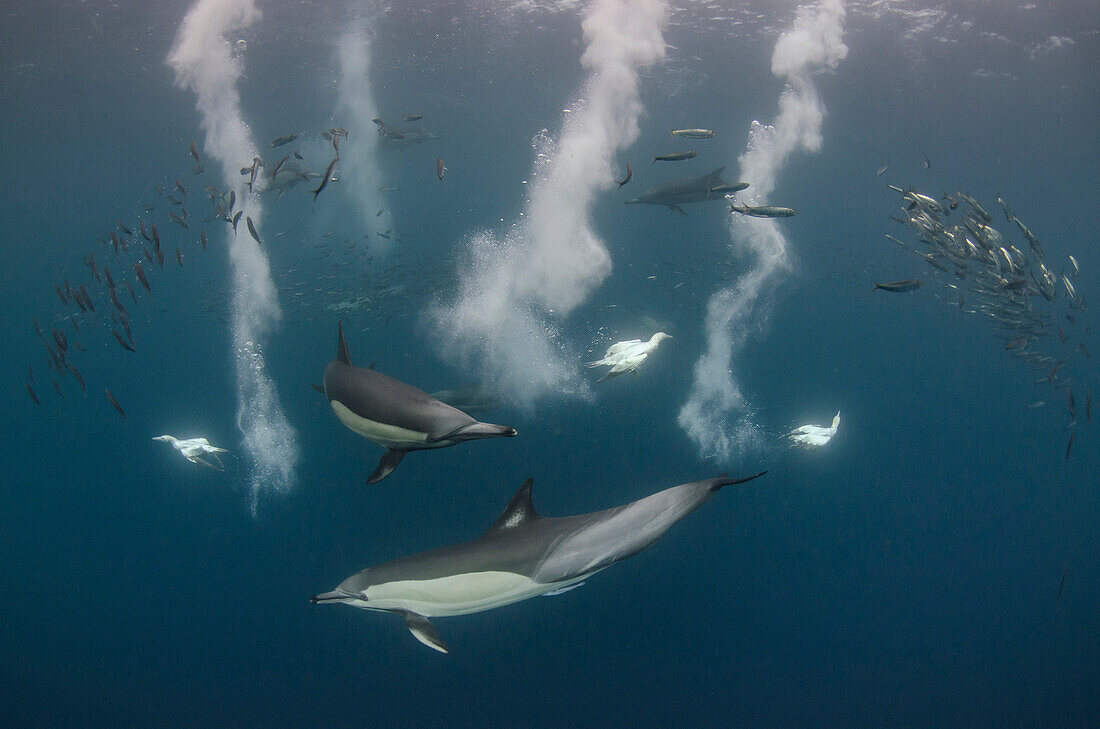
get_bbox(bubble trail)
[431,0,669,409]
[168,0,298,511]
[679,0,849,463]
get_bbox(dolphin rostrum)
[323,322,517,484]
[625,167,747,215]
[311,471,766,652]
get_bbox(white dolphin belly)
[359,571,588,617]
[331,400,454,450]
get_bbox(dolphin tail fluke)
[336,321,352,365]
[709,471,767,492]
[397,610,449,654]
[367,448,406,485]
[430,421,517,443]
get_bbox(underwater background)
[1,0,1097,726]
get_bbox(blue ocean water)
[2,1,1098,726]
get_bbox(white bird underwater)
[585,332,671,383]
[786,412,841,448]
[152,435,229,470]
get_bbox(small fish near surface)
[617,161,633,189]
[873,279,923,293]
[105,388,126,420]
[313,157,339,201]
[710,182,749,195]
[670,128,715,139]
[729,203,797,218]
[436,157,446,183]
[246,216,261,245]
[269,133,299,148]
[652,150,697,163]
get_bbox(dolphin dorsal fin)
[705,167,726,185]
[485,478,540,533]
[336,321,352,365]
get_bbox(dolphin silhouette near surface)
[312,471,766,652]
[625,167,746,215]
[323,322,517,484]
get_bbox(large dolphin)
[625,167,747,215]
[323,322,517,484]
[312,471,766,652]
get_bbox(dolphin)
[323,322,518,484]
[311,471,766,652]
[625,167,745,215]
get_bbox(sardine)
[270,134,299,148]
[112,329,136,352]
[26,383,40,406]
[710,183,749,194]
[652,150,697,163]
[617,162,633,189]
[313,157,339,200]
[248,156,262,192]
[105,388,126,420]
[200,230,208,250]
[134,263,151,294]
[246,216,261,245]
[68,364,86,396]
[232,210,243,233]
[436,157,446,183]
[670,128,715,139]
[402,113,423,122]
[78,285,95,313]
[271,154,290,178]
[873,279,923,293]
[730,204,797,218]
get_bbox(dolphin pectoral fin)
[310,383,326,394]
[367,449,406,485]
[429,421,517,443]
[397,610,449,654]
[669,205,687,216]
[541,581,584,597]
